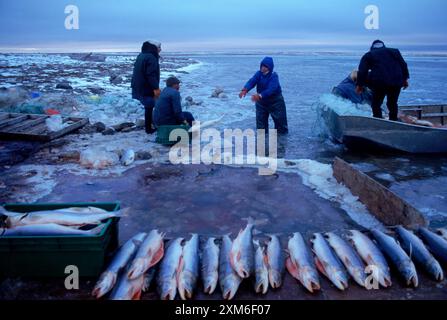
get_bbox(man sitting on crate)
[153,76,195,128]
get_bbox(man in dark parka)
[131,40,161,134]
[356,40,410,121]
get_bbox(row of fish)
[93,223,447,300]
[0,206,122,236]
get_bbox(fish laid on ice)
[92,232,147,298]
[219,235,242,300]
[109,268,154,300]
[127,230,165,280]
[325,232,367,288]
[419,228,447,264]
[266,235,285,289]
[286,232,320,293]
[396,226,443,282]
[311,233,349,290]
[121,149,135,166]
[188,115,225,133]
[347,230,392,288]
[177,234,200,300]
[0,223,105,236]
[253,240,269,294]
[201,237,220,294]
[437,228,447,241]
[230,221,254,279]
[371,229,418,287]
[157,238,184,300]
[0,206,122,228]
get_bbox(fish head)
[400,264,419,288]
[178,271,197,300]
[221,277,240,300]
[268,269,283,289]
[300,267,321,293]
[159,280,177,300]
[328,268,349,291]
[92,271,117,298]
[254,277,269,294]
[203,273,218,294]
[426,261,444,282]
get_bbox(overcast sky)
[0,0,446,52]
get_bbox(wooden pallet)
[0,112,89,142]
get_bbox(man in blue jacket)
[153,76,195,127]
[333,70,372,104]
[131,40,161,134]
[356,40,410,121]
[239,57,288,134]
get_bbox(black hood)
[370,40,385,51]
[141,41,159,58]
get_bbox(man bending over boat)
[355,40,409,121]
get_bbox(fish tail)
[92,272,116,298]
[0,206,21,218]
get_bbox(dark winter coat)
[131,42,160,100]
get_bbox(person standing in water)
[239,57,289,134]
[131,40,162,134]
[356,40,410,121]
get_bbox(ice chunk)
[80,148,120,169]
[45,115,68,132]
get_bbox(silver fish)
[253,240,269,294]
[127,230,165,280]
[201,237,220,294]
[396,226,443,281]
[286,232,320,293]
[311,233,349,291]
[325,232,367,288]
[121,149,135,166]
[0,223,105,236]
[109,269,153,300]
[347,230,392,288]
[419,228,447,264]
[177,234,199,300]
[0,206,122,228]
[371,229,418,287]
[230,221,254,278]
[219,235,242,300]
[266,235,285,289]
[92,232,147,298]
[157,238,183,300]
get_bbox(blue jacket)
[334,76,372,104]
[244,57,282,102]
[153,87,185,126]
[358,45,409,88]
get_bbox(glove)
[154,89,161,99]
[239,89,248,99]
[355,86,363,95]
[251,94,262,103]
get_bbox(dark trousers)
[371,86,401,121]
[255,94,289,134]
[139,96,156,134]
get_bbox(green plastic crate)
[155,124,191,145]
[0,202,120,278]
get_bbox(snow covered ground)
[1,52,446,229]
